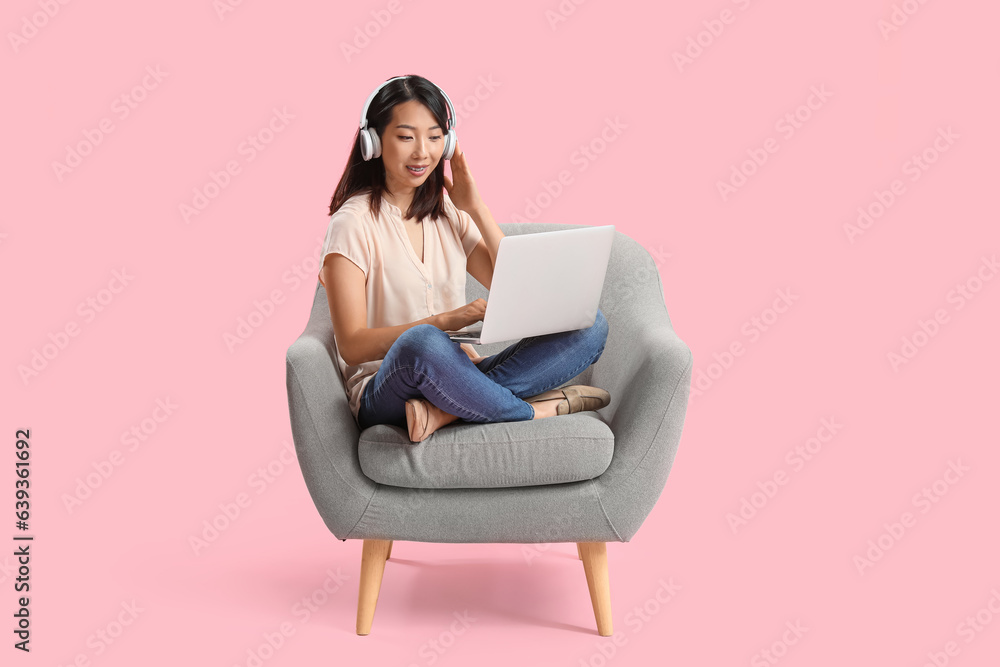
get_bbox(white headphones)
[358,75,458,162]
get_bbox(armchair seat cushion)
[358,412,614,489]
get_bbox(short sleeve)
[455,205,483,258]
[319,206,371,287]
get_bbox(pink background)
[5,0,999,664]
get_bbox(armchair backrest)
[466,223,671,390]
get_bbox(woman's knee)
[392,323,452,359]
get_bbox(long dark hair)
[328,74,451,223]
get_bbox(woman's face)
[380,99,445,199]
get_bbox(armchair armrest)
[589,268,693,541]
[286,301,377,540]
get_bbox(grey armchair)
[285,223,693,636]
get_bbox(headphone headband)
[359,75,456,132]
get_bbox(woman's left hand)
[443,143,485,215]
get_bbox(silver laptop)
[446,225,615,345]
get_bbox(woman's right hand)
[436,298,487,331]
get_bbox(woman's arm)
[465,204,504,270]
[323,254,440,366]
[323,253,480,366]
[444,147,504,269]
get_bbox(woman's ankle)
[427,401,459,427]
[530,400,557,419]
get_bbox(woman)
[319,74,611,442]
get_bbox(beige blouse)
[318,190,484,422]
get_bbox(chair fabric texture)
[286,223,693,544]
[358,412,615,489]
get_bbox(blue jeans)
[356,309,609,430]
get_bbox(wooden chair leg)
[578,542,613,636]
[357,539,392,635]
[386,540,393,560]
[577,543,583,560]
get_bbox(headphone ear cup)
[359,129,372,161]
[360,128,381,161]
[443,130,457,160]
